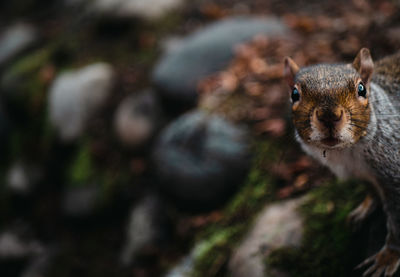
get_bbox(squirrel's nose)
[315,107,344,127]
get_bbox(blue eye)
[291,88,300,102]
[358,82,367,98]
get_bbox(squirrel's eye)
[291,88,300,102]
[358,82,367,98]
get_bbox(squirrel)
[283,48,400,277]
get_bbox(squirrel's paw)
[347,195,376,228]
[356,246,400,277]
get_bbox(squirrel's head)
[284,48,374,149]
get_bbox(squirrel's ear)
[353,48,374,85]
[284,57,299,88]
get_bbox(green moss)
[97,167,132,206]
[66,141,133,208]
[191,140,280,276]
[192,226,241,277]
[266,179,366,277]
[68,142,94,186]
[7,48,50,77]
[1,45,58,162]
[2,47,50,105]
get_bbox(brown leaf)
[249,58,269,74]
[254,119,286,137]
[249,107,271,121]
[292,156,313,172]
[220,72,238,92]
[277,185,295,199]
[293,173,309,189]
[200,3,227,19]
[130,159,146,175]
[39,64,55,84]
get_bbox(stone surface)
[0,230,50,277]
[152,16,288,107]
[0,23,37,67]
[153,109,251,211]
[164,255,194,277]
[88,0,184,20]
[48,63,114,141]
[6,161,42,194]
[120,195,168,265]
[0,232,43,259]
[21,250,52,277]
[61,186,100,217]
[229,197,306,277]
[114,89,161,147]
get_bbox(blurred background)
[0,0,399,276]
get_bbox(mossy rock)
[189,140,282,276]
[266,179,368,277]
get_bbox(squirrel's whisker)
[349,123,365,129]
[351,119,369,124]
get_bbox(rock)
[0,23,38,67]
[0,230,50,277]
[153,109,252,211]
[6,161,42,194]
[114,89,162,147]
[84,0,184,20]
[229,197,306,277]
[152,16,288,108]
[61,186,100,217]
[120,195,169,265]
[0,232,44,259]
[48,63,114,141]
[164,255,194,277]
[160,36,185,55]
[21,247,53,277]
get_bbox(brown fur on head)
[283,48,374,149]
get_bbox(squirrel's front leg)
[358,187,400,277]
[358,245,400,277]
[357,237,400,277]
[347,194,377,227]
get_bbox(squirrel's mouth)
[320,137,341,147]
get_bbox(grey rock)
[6,163,28,193]
[71,0,184,20]
[152,16,288,107]
[120,195,168,265]
[48,63,114,141]
[164,255,194,277]
[229,197,306,277]
[62,186,100,217]
[0,23,37,67]
[0,232,43,259]
[114,89,161,147]
[159,36,185,54]
[0,229,51,277]
[0,230,49,277]
[153,109,251,211]
[21,247,53,277]
[6,161,42,194]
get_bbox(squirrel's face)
[284,48,374,149]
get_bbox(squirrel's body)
[284,49,400,277]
